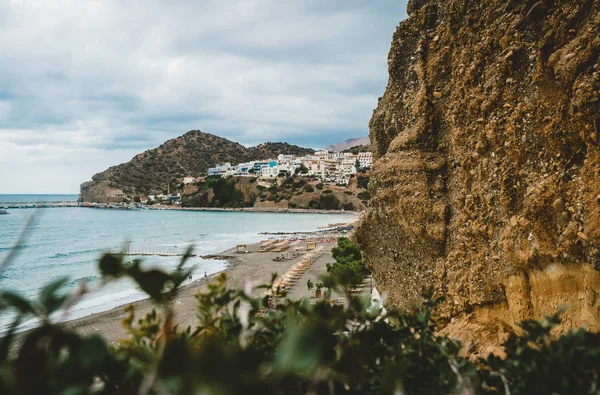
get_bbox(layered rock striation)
[355,0,600,351]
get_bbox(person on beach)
[189,273,192,282]
[204,271,207,278]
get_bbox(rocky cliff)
[355,0,600,353]
[80,131,314,202]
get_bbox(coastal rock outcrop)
[355,0,600,353]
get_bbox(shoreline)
[64,252,242,344]
[3,204,362,216]
[60,230,351,344]
[5,252,240,346]
[149,205,362,215]
[3,215,357,347]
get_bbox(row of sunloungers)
[303,237,336,244]
[259,238,291,252]
[257,258,368,316]
[269,251,367,299]
[268,246,325,298]
[271,242,290,252]
[259,237,303,253]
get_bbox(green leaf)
[0,316,23,361]
[273,318,323,376]
[38,277,69,316]
[98,254,123,277]
[76,335,109,369]
[130,269,171,302]
[0,291,35,316]
[178,245,195,269]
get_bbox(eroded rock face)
[355,0,600,350]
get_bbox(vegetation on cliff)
[326,237,370,291]
[80,131,314,202]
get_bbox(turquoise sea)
[0,206,356,331]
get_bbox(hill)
[326,136,370,152]
[80,131,314,202]
[342,144,371,155]
[249,142,314,159]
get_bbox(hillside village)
[205,150,372,184]
[79,130,373,206]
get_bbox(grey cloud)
[0,0,407,193]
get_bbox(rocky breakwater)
[355,0,600,354]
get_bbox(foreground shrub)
[0,249,599,394]
[479,312,600,394]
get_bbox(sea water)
[0,194,79,204]
[0,207,356,331]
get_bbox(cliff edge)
[355,0,600,354]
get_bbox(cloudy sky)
[0,0,407,194]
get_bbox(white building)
[339,159,356,174]
[261,166,279,178]
[207,163,232,176]
[278,163,297,175]
[277,154,294,164]
[253,161,271,173]
[358,152,373,168]
[229,162,254,175]
[327,151,341,161]
[183,176,195,184]
[200,150,370,182]
[308,162,326,178]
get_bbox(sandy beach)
[64,232,367,345]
